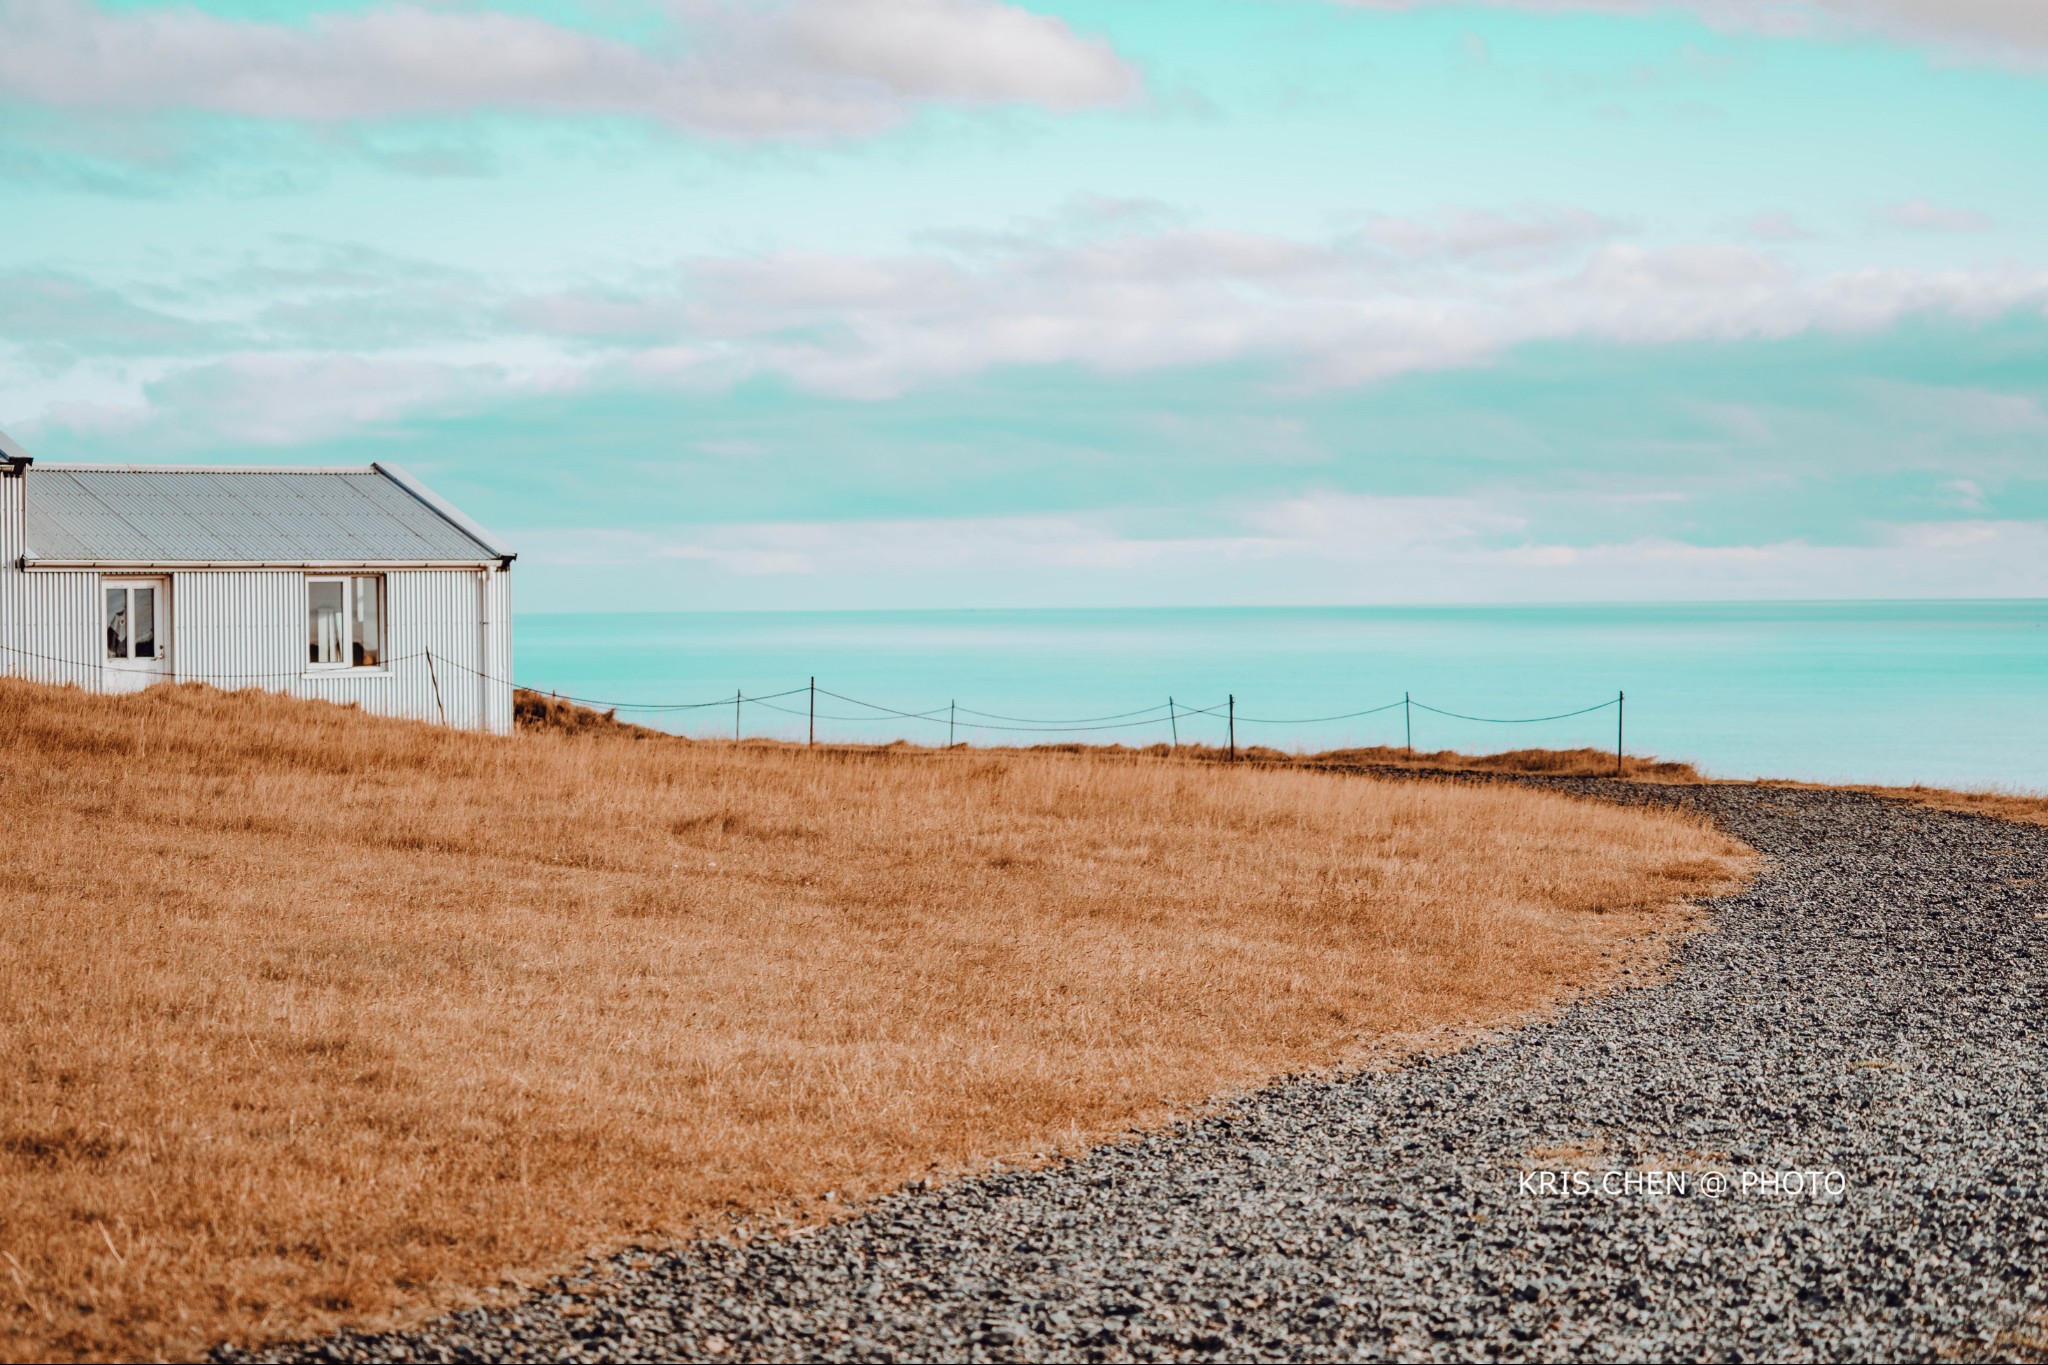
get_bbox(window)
[308,576,383,668]
[105,583,159,662]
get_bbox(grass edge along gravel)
[4,678,1751,1362]
[520,686,2048,829]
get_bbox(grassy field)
[517,686,1702,779]
[1825,783,2048,829]
[2,678,1751,1362]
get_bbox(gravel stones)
[221,784,2048,1363]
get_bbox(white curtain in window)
[314,606,346,664]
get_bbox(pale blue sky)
[2,0,2044,609]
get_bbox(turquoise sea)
[515,602,2048,791]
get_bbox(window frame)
[103,578,168,669]
[305,574,388,673]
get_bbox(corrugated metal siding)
[171,570,304,690]
[480,568,513,736]
[319,569,485,729]
[169,568,508,730]
[0,475,20,676]
[475,565,513,735]
[25,571,102,690]
[4,483,105,689]
[2,464,513,730]
[0,557,510,731]
[24,469,500,563]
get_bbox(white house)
[0,431,514,733]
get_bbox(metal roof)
[21,464,513,566]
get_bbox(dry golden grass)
[512,689,1698,779]
[512,688,668,740]
[1251,744,1702,780]
[510,687,1701,779]
[1,677,1751,1363]
[1729,775,2048,829]
[1849,784,2048,829]
[516,691,2048,821]
[972,742,1700,780]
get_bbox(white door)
[103,578,170,689]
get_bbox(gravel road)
[229,783,2048,1363]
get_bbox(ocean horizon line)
[516,597,2048,618]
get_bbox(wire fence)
[478,658,1630,774]
[1,641,1630,773]
[0,640,435,682]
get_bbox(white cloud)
[1363,206,1624,268]
[94,353,513,447]
[0,0,1139,136]
[524,492,1527,586]
[15,219,2048,437]
[1739,211,1814,242]
[1943,477,1988,511]
[1338,0,2048,67]
[1834,0,2048,63]
[520,499,2048,612]
[770,0,1136,107]
[917,192,1191,255]
[498,231,2048,398]
[0,270,217,351]
[1483,520,2048,597]
[1883,383,2048,434]
[1878,198,1992,233]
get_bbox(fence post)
[1404,691,1412,757]
[424,649,447,726]
[1168,696,1178,752]
[949,700,956,748]
[809,676,815,747]
[734,687,741,742]
[1616,690,1624,778]
[1228,694,1236,763]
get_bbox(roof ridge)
[31,464,380,475]
[372,462,514,562]
[20,463,512,565]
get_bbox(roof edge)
[22,557,502,570]
[27,463,377,474]
[0,426,32,471]
[373,462,516,564]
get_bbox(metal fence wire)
[463,658,1631,775]
[0,642,1630,773]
